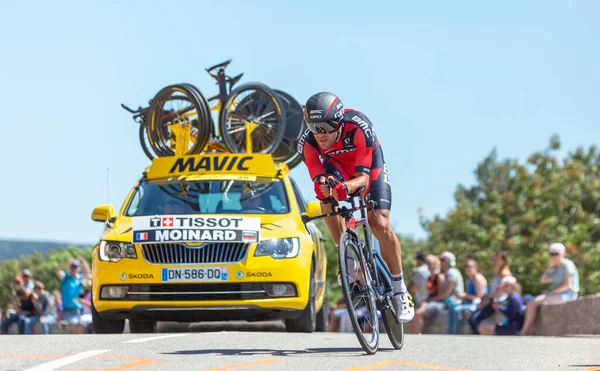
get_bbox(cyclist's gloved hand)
[326,176,348,201]
[313,175,330,201]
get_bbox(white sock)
[391,272,407,294]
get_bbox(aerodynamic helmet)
[304,92,344,134]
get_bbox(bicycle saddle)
[206,59,232,76]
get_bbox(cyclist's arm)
[302,141,327,181]
[345,128,372,194]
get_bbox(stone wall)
[535,293,600,336]
[413,294,600,336]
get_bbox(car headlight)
[254,238,299,259]
[99,241,137,262]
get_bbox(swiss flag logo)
[162,217,174,227]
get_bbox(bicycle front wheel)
[338,232,379,355]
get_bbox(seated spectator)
[447,257,488,334]
[1,277,27,334]
[21,269,35,293]
[469,250,512,334]
[478,276,524,336]
[56,257,89,329]
[409,254,444,334]
[2,287,37,334]
[410,251,430,308]
[411,251,464,334]
[521,242,580,335]
[21,281,58,335]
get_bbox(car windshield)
[124,179,289,216]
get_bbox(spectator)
[468,250,512,334]
[327,297,348,332]
[447,257,488,334]
[520,242,580,335]
[478,276,524,336]
[408,254,444,334]
[3,288,38,334]
[410,251,464,334]
[1,277,26,334]
[56,257,90,328]
[21,269,35,293]
[410,251,430,308]
[21,281,58,335]
[79,277,93,334]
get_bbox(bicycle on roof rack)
[301,187,404,355]
[121,59,305,168]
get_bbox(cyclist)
[297,91,415,323]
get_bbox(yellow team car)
[90,153,328,333]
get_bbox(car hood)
[101,213,303,243]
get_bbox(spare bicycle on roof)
[121,59,306,169]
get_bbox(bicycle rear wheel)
[382,302,404,349]
[219,82,286,154]
[147,84,212,156]
[338,232,379,355]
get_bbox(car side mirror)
[304,201,322,218]
[91,204,116,223]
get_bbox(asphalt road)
[0,322,598,371]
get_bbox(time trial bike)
[301,187,404,355]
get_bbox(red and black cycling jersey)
[297,109,388,184]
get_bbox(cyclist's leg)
[365,164,414,322]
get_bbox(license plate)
[161,267,228,282]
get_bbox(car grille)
[123,283,269,301]
[140,243,249,264]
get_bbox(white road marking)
[123,333,190,343]
[24,350,110,371]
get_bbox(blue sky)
[0,1,598,244]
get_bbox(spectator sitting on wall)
[478,276,524,336]
[56,257,90,329]
[410,251,464,334]
[409,254,444,334]
[21,269,35,293]
[520,243,580,336]
[21,281,58,335]
[3,288,38,334]
[1,277,26,334]
[468,250,512,334]
[410,251,430,308]
[447,257,488,334]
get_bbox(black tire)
[272,89,306,168]
[284,151,304,170]
[382,306,404,349]
[139,122,157,160]
[316,287,329,332]
[285,262,316,333]
[219,82,286,154]
[128,319,157,333]
[91,300,125,334]
[147,84,212,156]
[338,232,379,354]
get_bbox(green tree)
[420,135,600,296]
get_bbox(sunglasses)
[549,252,560,256]
[306,120,340,135]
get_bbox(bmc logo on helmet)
[334,109,344,119]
